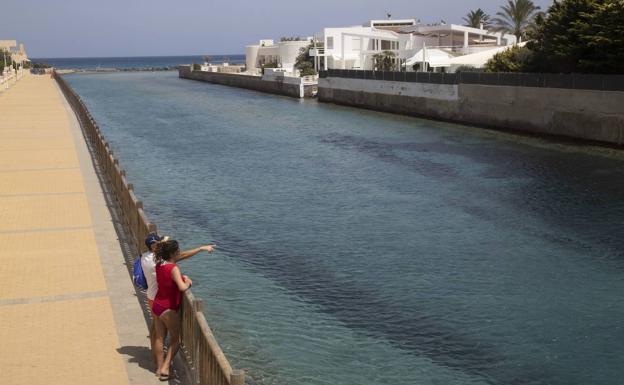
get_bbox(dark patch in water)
[169,202,558,385]
[319,134,458,179]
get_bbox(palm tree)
[493,0,541,42]
[463,8,491,29]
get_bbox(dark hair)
[153,239,179,264]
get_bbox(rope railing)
[53,71,245,385]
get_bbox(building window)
[380,40,399,50]
[327,36,334,50]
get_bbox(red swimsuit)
[152,262,181,316]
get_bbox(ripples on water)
[66,72,624,385]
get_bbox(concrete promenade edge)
[0,74,177,384]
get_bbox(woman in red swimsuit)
[152,239,192,381]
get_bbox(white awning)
[447,42,527,68]
[405,48,453,67]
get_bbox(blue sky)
[2,0,552,58]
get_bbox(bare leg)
[152,313,167,375]
[158,309,180,378]
[149,319,156,367]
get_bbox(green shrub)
[485,45,533,72]
[373,51,397,71]
[294,44,318,77]
[31,62,51,69]
[528,0,624,73]
[484,0,624,73]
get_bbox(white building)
[245,38,312,75]
[310,19,413,71]
[0,40,29,65]
[311,19,517,72]
[1,40,29,90]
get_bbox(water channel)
[66,71,624,385]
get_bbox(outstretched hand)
[176,244,217,262]
[200,244,216,253]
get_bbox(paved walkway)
[0,74,166,385]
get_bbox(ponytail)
[153,239,179,264]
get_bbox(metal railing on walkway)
[53,71,245,385]
[319,69,624,91]
[0,71,18,91]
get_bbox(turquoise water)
[66,71,624,385]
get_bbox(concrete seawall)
[318,77,624,145]
[179,66,316,98]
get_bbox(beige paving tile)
[0,128,72,140]
[0,148,79,170]
[0,297,129,385]
[0,74,154,385]
[0,137,75,151]
[0,229,107,299]
[0,193,92,231]
[0,168,84,195]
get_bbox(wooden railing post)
[193,297,203,385]
[231,370,245,385]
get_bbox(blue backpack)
[133,256,148,290]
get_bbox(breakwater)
[53,71,245,385]
[179,65,316,98]
[318,70,624,146]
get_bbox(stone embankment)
[179,65,317,98]
[319,71,624,146]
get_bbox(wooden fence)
[53,71,245,385]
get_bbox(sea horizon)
[32,53,244,60]
[30,54,246,70]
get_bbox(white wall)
[246,39,310,72]
[320,27,414,70]
[278,40,310,71]
[245,45,260,70]
[257,45,279,65]
[319,77,459,101]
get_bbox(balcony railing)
[309,48,325,56]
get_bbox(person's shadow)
[116,345,154,372]
[116,346,185,384]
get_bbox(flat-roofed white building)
[245,38,312,75]
[311,19,517,72]
[311,19,415,71]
